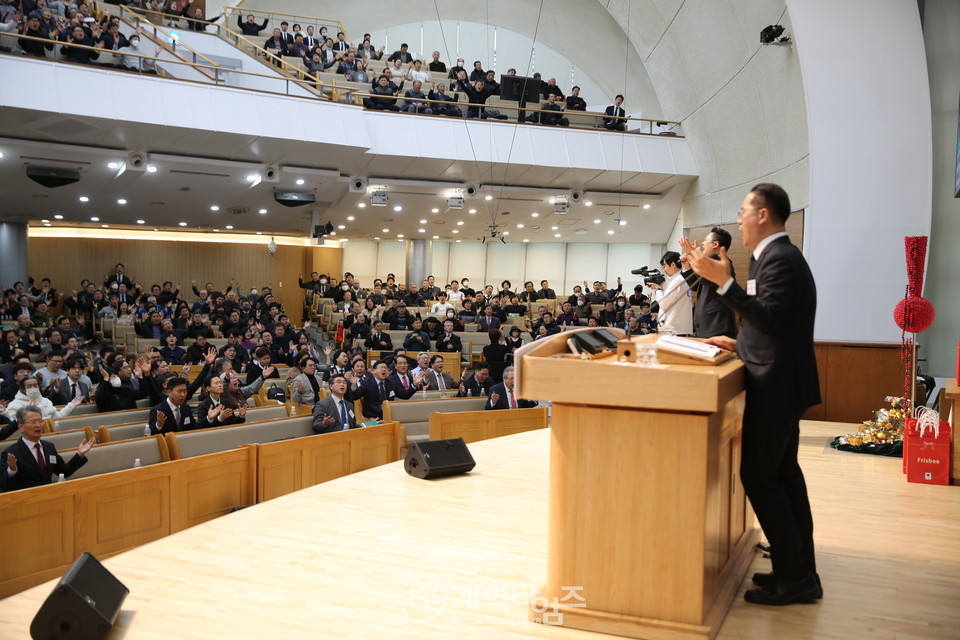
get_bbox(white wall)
[343,240,661,298]
[788,0,933,343]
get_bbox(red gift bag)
[904,412,951,486]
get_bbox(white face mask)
[111,282,119,290]
[447,312,455,318]
[26,388,41,399]
[618,301,625,307]
[577,300,584,306]
[461,281,469,287]
[342,285,349,291]
[320,279,327,284]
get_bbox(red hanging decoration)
[894,236,935,403]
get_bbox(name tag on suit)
[49,455,57,464]
[746,280,757,296]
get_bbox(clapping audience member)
[457,363,493,397]
[1,405,94,492]
[291,356,324,405]
[402,80,433,114]
[363,75,401,111]
[196,374,247,428]
[486,366,537,410]
[5,376,82,421]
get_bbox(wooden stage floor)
[0,421,957,639]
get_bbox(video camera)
[631,266,665,287]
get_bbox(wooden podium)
[516,331,757,640]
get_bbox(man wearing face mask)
[459,278,475,298]
[573,294,592,321]
[95,361,148,412]
[116,33,161,73]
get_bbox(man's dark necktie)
[748,255,758,280]
[35,443,45,475]
[378,382,386,402]
[339,400,348,427]
[71,383,78,400]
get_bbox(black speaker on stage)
[31,552,129,640]
[404,438,476,479]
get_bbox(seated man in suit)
[424,355,456,391]
[46,357,92,405]
[1,404,94,492]
[538,93,569,127]
[486,366,537,410]
[435,320,462,353]
[477,305,502,332]
[365,321,394,354]
[245,347,280,385]
[566,86,587,111]
[148,377,198,435]
[312,373,356,433]
[389,353,428,394]
[350,360,420,421]
[603,94,626,131]
[403,318,432,352]
[457,363,493,397]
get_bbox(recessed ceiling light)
[523,239,529,243]
[431,208,439,213]
[502,231,509,236]
[618,219,627,226]
[468,209,476,214]
[585,201,593,206]
[452,230,459,234]
[516,223,524,228]
[419,219,427,224]
[643,204,652,210]
[256,232,262,235]
[214,229,220,232]
[347,216,355,221]
[394,205,403,212]
[259,209,267,214]
[484,195,493,201]
[554,233,561,238]
[41,219,49,223]
[338,225,346,230]
[179,221,187,226]
[432,235,439,239]
[296,178,305,185]
[79,196,89,203]
[101,224,110,228]
[54,214,63,220]
[117,198,127,205]
[210,205,219,212]
[146,165,157,173]
[340,238,349,242]
[382,228,390,233]
[374,236,381,240]
[594,219,601,224]
[225,225,234,230]
[90,216,99,222]
[531,212,539,217]
[551,226,558,230]
[43,223,51,227]
[358,203,366,208]
[418,228,426,233]
[455,239,461,243]
[107,162,118,169]
[607,230,615,235]
[457,221,464,226]
[397,234,405,238]
[136,219,145,224]
[153,228,159,231]
[548,198,556,204]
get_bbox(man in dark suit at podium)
[687,183,821,606]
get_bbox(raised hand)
[237,404,247,417]
[205,346,217,364]
[6,452,18,473]
[221,407,234,420]
[322,413,335,427]
[490,392,500,405]
[77,437,95,456]
[71,394,85,406]
[261,365,276,378]
[156,411,167,429]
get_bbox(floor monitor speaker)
[404,438,476,479]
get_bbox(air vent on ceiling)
[229,207,249,215]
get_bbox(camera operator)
[648,251,692,336]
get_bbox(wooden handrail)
[213,23,324,86]
[114,5,223,72]
[224,5,344,36]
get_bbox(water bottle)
[144,424,151,437]
[57,473,65,483]
[133,458,142,468]
[289,405,297,417]
[421,385,427,400]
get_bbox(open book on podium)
[515,328,755,640]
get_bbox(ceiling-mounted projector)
[274,191,316,207]
[371,189,388,206]
[448,196,464,209]
[26,166,81,188]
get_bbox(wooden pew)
[382,396,489,444]
[429,406,548,444]
[61,434,171,479]
[54,407,152,432]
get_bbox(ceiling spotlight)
[358,202,367,208]
[179,221,187,226]
[246,174,258,182]
[548,198,556,204]
[484,195,493,201]
[419,219,427,224]
[607,229,615,235]
[214,229,220,232]
[79,196,89,203]
[394,205,403,212]
[594,219,601,224]
[554,233,561,238]
[523,239,529,243]
[383,228,390,233]
[225,225,234,230]
[397,234,405,238]
[41,219,49,223]
[502,231,509,236]
[374,236,381,240]
[101,224,109,228]
[210,205,220,211]
[259,209,267,214]
[517,223,524,228]
[585,201,593,206]
[256,232,262,235]
[347,216,355,221]
[617,218,627,226]
[418,228,426,233]
[643,204,652,210]
[146,165,157,173]
[54,214,63,220]
[117,198,127,205]
[338,225,345,230]
[455,239,461,243]
[432,235,439,239]
[137,219,145,224]
[107,162,118,169]
[452,230,459,234]
[531,212,539,218]
[457,221,464,226]
[90,216,99,222]
[468,209,476,214]
[43,223,51,227]
[551,226,558,230]
[431,208,440,213]
[295,178,305,185]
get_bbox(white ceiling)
[0,107,694,244]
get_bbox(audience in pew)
[1,404,94,492]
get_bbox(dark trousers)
[740,403,816,582]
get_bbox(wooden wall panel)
[27,237,341,310]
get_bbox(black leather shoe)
[751,572,823,598]
[744,573,821,606]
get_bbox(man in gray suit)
[424,355,456,391]
[312,373,356,433]
[46,358,92,405]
